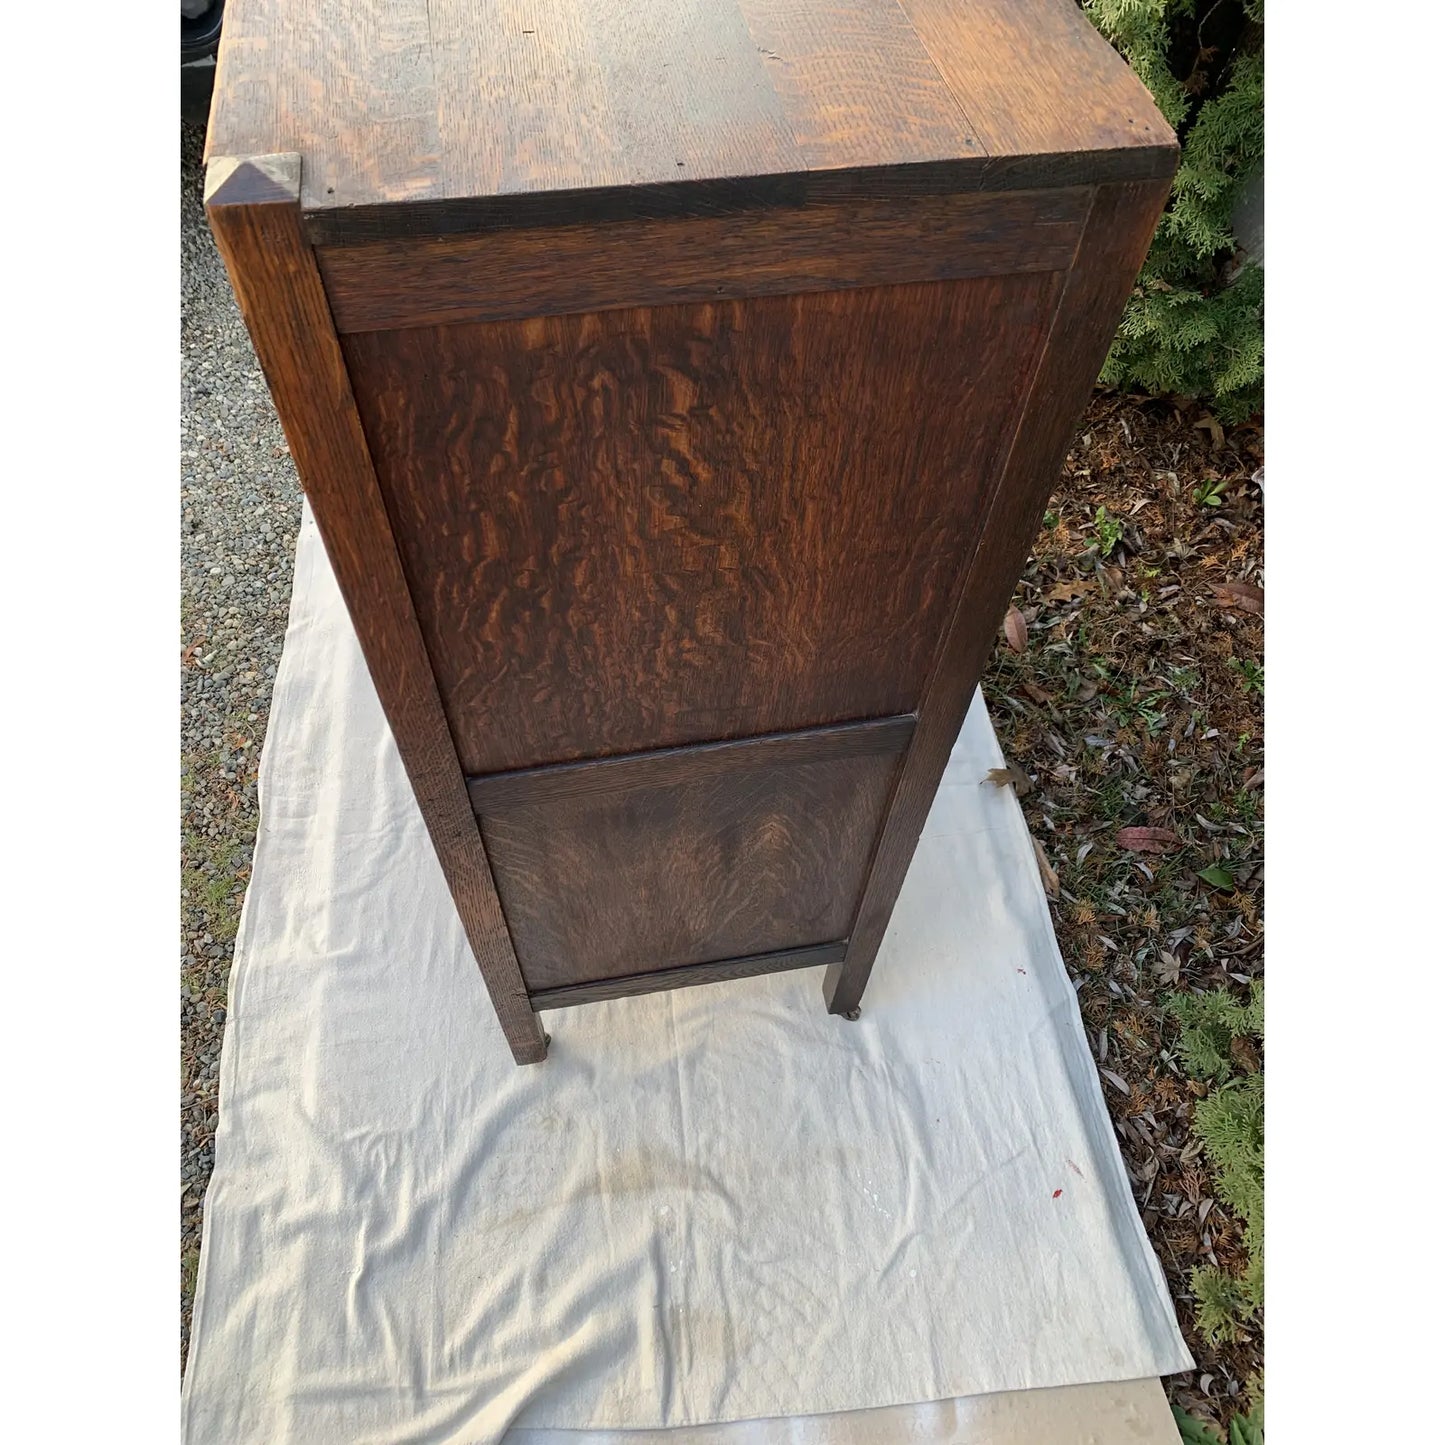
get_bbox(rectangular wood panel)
[474,718,913,992]
[318,188,1087,332]
[469,715,913,810]
[528,942,847,1012]
[344,274,1060,776]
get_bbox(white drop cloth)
[181,506,1190,1444]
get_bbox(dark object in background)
[181,1,223,123]
[203,0,1176,1066]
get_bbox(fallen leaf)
[1116,826,1180,853]
[1194,413,1225,450]
[1047,579,1094,603]
[984,764,1033,798]
[1243,769,1264,791]
[1075,678,1099,703]
[1100,1068,1130,1096]
[1230,1036,1262,1073]
[1021,681,1053,706]
[181,640,202,668]
[1211,580,1264,614]
[1197,865,1236,891]
[1032,837,1059,897]
[1003,606,1028,653]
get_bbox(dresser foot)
[842,1007,862,1022]
[505,1015,551,1065]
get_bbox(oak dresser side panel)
[342,274,1061,776]
[473,718,914,990]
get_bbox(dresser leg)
[506,1017,551,1065]
[821,944,876,1020]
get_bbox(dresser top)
[205,0,1175,242]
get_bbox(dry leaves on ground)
[983,391,1263,1430]
[1003,606,1028,654]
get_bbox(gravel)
[180,122,302,1369]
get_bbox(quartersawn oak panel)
[319,187,1087,333]
[345,275,1059,776]
[472,719,912,991]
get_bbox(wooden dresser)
[205,0,1176,1063]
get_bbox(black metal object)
[182,1,225,63]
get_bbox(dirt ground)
[982,391,1264,1425]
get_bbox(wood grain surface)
[824,178,1175,1017]
[733,0,978,169]
[204,5,1180,1045]
[528,941,846,1011]
[204,154,548,1065]
[318,187,1087,332]
[344,276,1058,776]
[475,719,906,991]
[899,0,1176,188]
[468,716,914,811]
[206,0,1176,237]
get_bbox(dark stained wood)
[823,178,1175,1017]
[319,187,1087,333]
[733,0,979,169]
[203,154,548,1066]
[898,0,1176,189]
[300,153,1176,246]
[206,1,443,210]
[343,276,1059,776]
[429,0,803,203]
[469,716,914,812]
[475,719,908,991]
[207,0,1175,243]
[529,942,846,1012]
[207,6,1180,1061]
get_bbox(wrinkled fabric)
[181,506,1190,1445]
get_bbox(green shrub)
[1173,1403,1264,1444]
[1166,981,1263,1084]
[1167,982,1264,1344]
[1085,1,1265,421]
